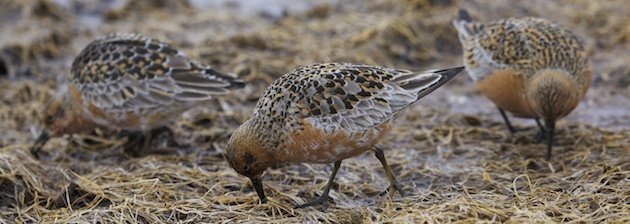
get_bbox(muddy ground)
[0,0,628,223]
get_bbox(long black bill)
[249,176,266,203]
[545,121,556,161]
[31,131,50,156]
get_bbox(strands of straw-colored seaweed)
[0,0,628,223]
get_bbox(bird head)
[527,69,582,124]
[225,119,271,203]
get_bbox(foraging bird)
[31,33,244,157]
[225,62,463,210]
[452,9,592,160]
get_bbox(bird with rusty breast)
[225,62,463,210]
[32,33,244,157]
[452,9,592,160]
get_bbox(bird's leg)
[295,160,342,211]
[151,126,181,148]
[122,130,145,157]
[545,120,556,161]
[498,108,517,134]
[373,146,405,197]
[30,131,50,159]
[534,118,546,143]
[141,129,153,155]
[401,45,412,63]
[124,127,181,156]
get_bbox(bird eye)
[243,164,250,172]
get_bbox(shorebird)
[31,33,244,157]
[453,9,592,160]
[225,62,463,210]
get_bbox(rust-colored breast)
[69,82,144,130]
[476,69,538,118]
[277,121,391,164]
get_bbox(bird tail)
[393,66,465,100]
[452,9,484,43]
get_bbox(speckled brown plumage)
[32,33,244,156]
[454,13,590,84]
[70,33,244,119]
[225,62,463,209]
[453,9,593,160]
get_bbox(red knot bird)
[225,62,463,210]
[32,33,244,157]
[453,9,592,160]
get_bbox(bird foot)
[295,194,335,211]
[122,131,145,157]
[379,181,406,197]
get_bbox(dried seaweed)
[0,0,628,223]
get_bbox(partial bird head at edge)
[31,94,76,156]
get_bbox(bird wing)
[454,14,586,80]
[453,10,516,80]
[69,33,244,114]
[257,63,462,134]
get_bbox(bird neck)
[234,118,275,160]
